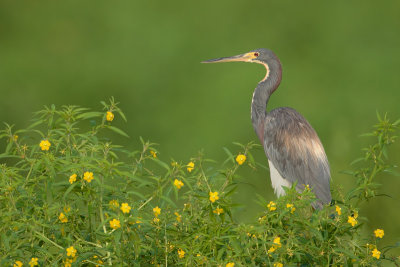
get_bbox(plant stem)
[34,230,64,250]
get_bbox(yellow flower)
[153,206,161,217]
[59,212,68,223]
[95,259,104,267]
[273,237,281,247]
[13,135,19,141]
[174,212,182,222]
[209,191,219,203]
[268,246,276,254]
[348,216,357,227]
[150,150,157,158]
[335,205,342,215]
[267,201,276,211]
[268,236,282,254]
[286,203,295,214]
[274,263,283,267]
[109,199,119,209]
[178,248,185,258]
[66,246,77,257]
[174,179,184,189]
[235,154,246,165]
[305,184,310,191]
[374,229,384,238]
[353,211,358,219]
[83,171,94,183]
[109,218,121,229]
[39,139,51,151]
[63,205,71,213]
[120,203,131,214]
[69,174,77,184]
[106,111,114,122]
[13,261,23,267]
[372,248,381,259]
[187,161,194,172]
[153,217,160,223]
[29,258,38,267]
[213,207,224,215]
[226,263,235,267]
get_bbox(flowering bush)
[0,98,399,266]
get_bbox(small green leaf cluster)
[0,99,398,266]
[346,113,400,203]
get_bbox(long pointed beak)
[201,52,256,64]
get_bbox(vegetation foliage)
[0,98,399,266]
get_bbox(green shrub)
[0,98,399,266]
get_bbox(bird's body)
[203,48,331,208]
[263,107,331,208]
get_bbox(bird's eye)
[254,52,259,57]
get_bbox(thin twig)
[34,230,64,250]
[138,196,154,211]
[74,235,103,248]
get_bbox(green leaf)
[217,247,226,260]
[160,195,176,208]
[222,147,234,164]
[393,119,400,126]
[224,185,238,197]
[151,158,170,171]
[63,182,78,200]
[116,109,127,122]
[27,119,45,129]
[179,176,193,190]
[339,170,355,176]
[1,233,9,251]
[232,142,245,149]
[254,193,268,207]
[383,168,400,176]
[76,111,103,120]
[350,157,364,165]
[127,191,146,199]
[0,153,21,159]
[105,125,129,137]
[376,110,382,121]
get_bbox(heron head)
[201,48,278,65]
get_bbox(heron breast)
[268,160,292,197]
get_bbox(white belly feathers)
[268,160,292,197]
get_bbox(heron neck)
[251,66,281,141]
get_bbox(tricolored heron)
[202,48,331,209]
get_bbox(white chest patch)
[268,160,292,197]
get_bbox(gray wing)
[263,107,331,207]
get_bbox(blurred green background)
[1,0,399,255]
